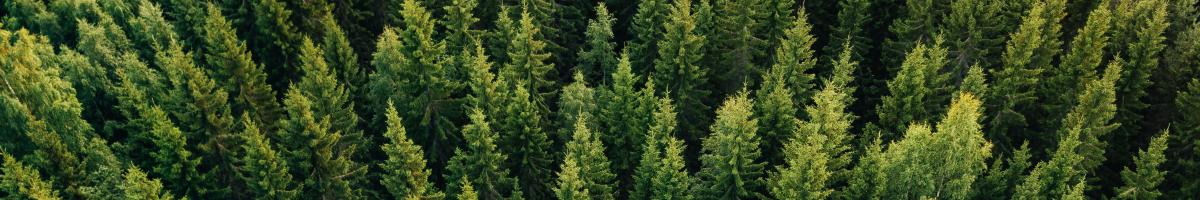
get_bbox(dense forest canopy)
[1,0,1199,199]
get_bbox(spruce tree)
[631,97,692,200]
[654,0,710,145]
[1116,130,1170,200]
[294,38,360,149]
[250,0,303,87]
[556,73,597,145]
[845,137,886,199]
[872,41,951,142]
[823,0,872,66]
[1058,60,1122,177]
[0,151,60,200]
[754,62,799,165]
[457,177,479,200]
[576,3,617,83]
[142,106,204,197]
[236,114,297,200]
[597,52,656,183]
[627,0,669,74]
[876,93,991,199]
[199,3,282,131]
[974,143,1032,200]
[442,0,482,55]
[278,59,364,200]
[941,0,1006,72]
[1109,0,1170,172]
[882,0,942,69]
[156,40,238,198]
[1170,79,1200,196]
[318,13,363,100]
[696,91,766,199]
[464,43,505,117]
[445,109,521,200]
[798,45,859,191]
[121,167,176,200]
[368,0,459,170]
[502,8,556,116]
[768,131,831,200]
[497,82,554,199]
[986,0,1063,152]
[559,116,616,200]
[1039,5,1111,133]
[708,0,767,95]
[554,156,591,200]
[379,102,441,199]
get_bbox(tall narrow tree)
[444,109,521,200]
[236,114,298,200]
[379,102,442,199]
[654,0,710,146]
[199,3,282,131]
[1116,130,1170,199]
[695,91,766,199]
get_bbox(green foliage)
[768,131,831,200]
[1,151,60,200]
[974,143,1032,200]
[556,73,597,146]
[278,67,364,200]
[985,0,1063,152]
[497,82,554,199]
[236,114,298,200]
[696,91,766,199]
[554,156,590,200]
[823,0,872,66]
[627,0,669,74]
[1116,130,1170,200]
[560,116,616,200]
[631,97,692,200]
[200,3,282,131]
[1059,60,1123,177]
[872,41,951,142]
[457,177,479,200]
[654,0,710,145]
[1110,0,1170,171]
[501,8,556,117]
[445,109,521,200]
[797,45,859,193]
[941,0,1006,71]
[250,0,303,87]
[770,9,819,107]
[367,0,459,170]
[597,52,656,182]
[121,167,176,200]
[143,106,204,197]
[318,12,363,99]
[882,0,944,69]
[707,0,768,95]
[379,103,442,199]
[1172,79,1200,196]
[576,3,617,83]
[1039,5,1111,133]
[876,93,991,199]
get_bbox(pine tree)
[559,116,616,200]
[708,0,767,95]
[0,151,60,200]
[1116,130,1170,200]
[497,82,554,199]
[1109,0,1170,172]
[974,143,1032,200]
[200,3,282,131]
[985,0,1063,152]
[654,0,710,146]
[768,131,831,200]
[576,3,617,83]
[501,8,556,116]
[121,167,176,200]
[294,38,360,149]
[142,106,204,197]
[872,41,951,142]
[2,0,63,43]
[250,0,303,88]
[464,43,505,117]
[876,93,991,199]
[379,102,442,199]
[882,0,942,69]
[1170,79,1200,196]
[556,73,597,145]
[278,89,362,199]
[442,0,482,55]
[797,45,859,192]
[237,114,298,200]
[598,51,656,183]
[754,63,799,165]
[845,137,886,200]
[487,6,517,64]
[1058,60,1122,177]
[368,0,459,171]
[445,109,521,200]
[631,97,692,200]
[156,39,238,198]
[1039,5,1112,133]
[627,0,669,74]
[771,9,819,106]
[554,156,591,200]
[652,137,693,200]
[318,12,363,100]
[941,0,1006,72]
[823,0,872,66]
[695,91,766,199]
[457,177,479,200]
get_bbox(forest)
[0,0,1198,199]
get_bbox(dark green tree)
[798,45,859,194]
[707,0,767,95]
[631,97,692,200]
[1116,130,1170,200]
[1168,79,1200,197]
[695,91,766,199]
[871,41,951,142]
[823,0,872,67]
[200,3,282,131]
[576,3,617,83]
[1058,60,1123,178]
[974,143,1032,200]
[250,0,303,88]
[882,0,943,69]
[556,72,597,146]
[1039,5,1111,133]
[654,0,710,146]
[626,0,669,74]
[236,114,298,200]
[597,52,656,185]
[379,102,442,199]
[985,0,1064,152]
[121,167,176,200]
[501,8,556,116]
[875,93,991,199]
[497,82,554,199]
[941,0,1007,72]
[0,151,61,200]
[444,109,521,200]
[558,116,616,200]
[1109,0,1169,172]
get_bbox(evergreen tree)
[200,3,282,131]
[882,0,943,69]
[768,130,831,200]
[708,0,767,95]
[1058,60,1122,177]
[142,106,204,197]
[501,8,556,116]
[1039,5,1111,133]
[941,0,1006,72]
[556,73,597,146]
[797,45,859,193]
[872,41,951,142]
[771,9,819,106]
[294,38,360,150]
[121,167,176,200]
[695,91,766,199]
[559,116,616,200]
[236,114,298,200]
[278,86,363,199]
[845,137,885,200]
[318,12,363,101]
[1116,130,1170,200]
[576,3,618,83]
[554,156,591,200]
[654,0,710,146]
[876,93,991,199]
[1170,79,1200,196]
[823,0,872,66]
[457,177,479,200]
[986,0,1064,152]
[464,43,505,117]
[597,51,656,184]
[379,102,442,199]
[367,0,459,171]
[497,83,554,199]
[631,97,692,200]
[250,0,303,88]
[445,109,521,200]
[974,143,1032,200]
[0,151,60,200]
[442,0,482,55]
[1109,0,1170,172]
[156,40,238,198]
[627,0,669,74]
[754,60,799,165]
